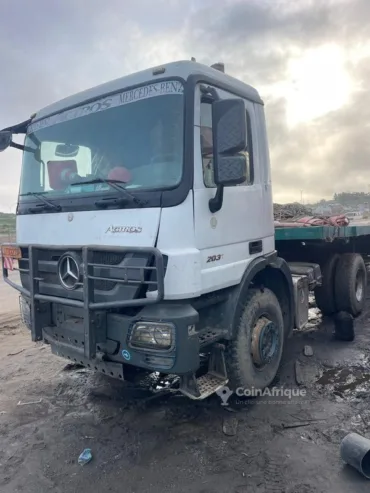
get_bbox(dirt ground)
[1,273,370,492]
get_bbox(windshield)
[20,80,184,199]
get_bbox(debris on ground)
[297,307,321,332]
[273,203,349,226]
[63,363,84,372]
[273,203,313,221]
[303,345,314,357]
[78,448,93,466]
[317,365,370,401]
[7,348,25,356]
[17,398,43,406]
[340,432,370,479]
[282,422,313,430]
[295,360,305,386]
[222,416,239,436]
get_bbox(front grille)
[93,251,126,291]
[19,248,128,295]
[93,252,125,266]
[4,244,165,357]
[15,246,164,308]
[95,279,115,291]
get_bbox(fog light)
[130,322,174,350]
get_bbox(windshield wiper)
[20,192,61,213]
[70,177,147,207]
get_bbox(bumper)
[3,243,201,375]
[3,244,164,357]
[44,303,200,374]
[20,297,200,374]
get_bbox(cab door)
[193,84,272,295]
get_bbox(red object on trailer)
[275,215,350,228]
[296,215,349,227]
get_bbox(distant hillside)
[0,212,16,236]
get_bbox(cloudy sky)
[0,0,369,211]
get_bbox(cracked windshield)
[19,81,184,198]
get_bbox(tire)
[334,253,367,317]
[314,254,340,316]
[225,288,285,391]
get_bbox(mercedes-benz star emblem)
[58,253,81,290]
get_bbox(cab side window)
[200,101,253,188]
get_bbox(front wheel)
[225,288,285,391]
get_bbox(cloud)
[0,0,189,211]
[186,0,370,202]
[0,0,369,210]
[269,54,370,202]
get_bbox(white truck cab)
[0,60,298,399]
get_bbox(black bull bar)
[2,244,165,359]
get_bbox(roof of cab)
[34,60,263,121]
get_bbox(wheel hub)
[251,317,279,368]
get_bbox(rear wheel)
[334,253,367,317]
[225,288,285,391]
[314,254,340,316]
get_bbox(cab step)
[198,328,225,348]
[179,343,228,400]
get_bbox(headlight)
[129,322,175,350]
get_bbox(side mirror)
[212,99,247,186]
[0,131,12,152]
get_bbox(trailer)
[275,224,370,318]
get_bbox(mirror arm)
[204,86,223,213]
[9,141,35,153]
[208,184,224,213]
[2,118,32,134]
[10,141,24,151]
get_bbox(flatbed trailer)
[275,225,370,318]
[275,224,370,242]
